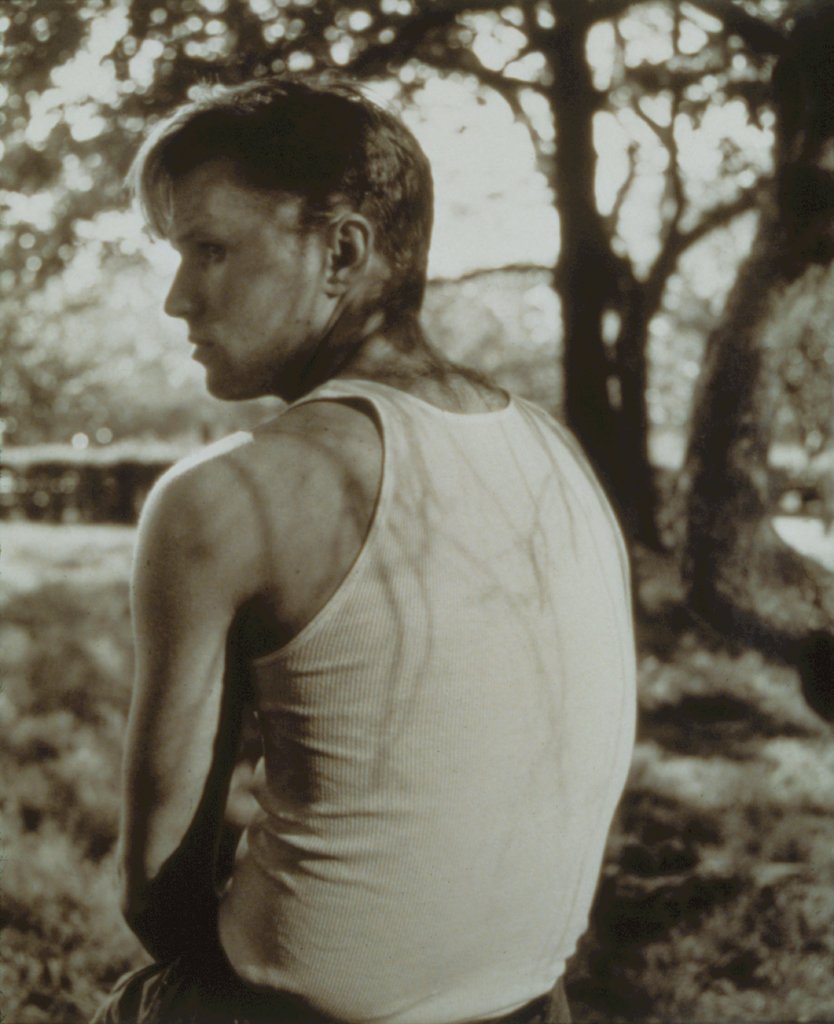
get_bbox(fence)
[0,443,828,526]
[0,445,188,524]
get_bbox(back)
[218,379,636,1024]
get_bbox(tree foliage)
[0,0,827,542]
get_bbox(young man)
[95,78,636,1024]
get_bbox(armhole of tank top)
[249,391,390,668]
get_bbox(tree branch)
[604,141,639,237]
[623,14,691,320]
[437,45,550,104]
[429,260,552,286]
[519,2,558,56]
[665,7,686,255]
[346,9,459,76]
[631,101,668,144]
[646,183,768,304]
[344,0,509,77]
[683,0,787,55]
[586,0,646,26]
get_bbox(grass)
[0,526,140,1024]
[1,524,832,1023]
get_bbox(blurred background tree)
[682,0,834,719]
[0,1,788,527]
[2,0,833,707]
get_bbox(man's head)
[131,76,434,318]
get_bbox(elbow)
[117,839,161,939]
[120,886,142,934]
[116,815,175,927]
[117,841,220,963]
[118,865,174,962]
[120,883,153,954]
[118,849,148,934]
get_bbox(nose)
[164,262,198,321]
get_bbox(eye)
[198,242,226,264]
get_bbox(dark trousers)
[92,945,571,1024]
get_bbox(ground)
[0,524,832,1023]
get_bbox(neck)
[336,317,466,388]
[283,305,439,402]
[284,303,507,414]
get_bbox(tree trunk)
[550,11,660,546]
[682,0,834,720]
[683,214,833,635]
[617,287,663,547]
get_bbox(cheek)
[238,277,289,324]
[215,257,321,340]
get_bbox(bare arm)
[119,458,256,962]
[118,405,381,960]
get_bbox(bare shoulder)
[247,398,383,548]
[145,399,379,521]
[136,400,382,609]
[134,433,269,608]
[139,431,257,543]
[253,397,382,471]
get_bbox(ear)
[323,214,373,297]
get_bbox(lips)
[190,342,214,364]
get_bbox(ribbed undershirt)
[218,379,636,1024]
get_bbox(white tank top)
[218,379,636,1024]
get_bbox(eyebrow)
[169,223,229,246]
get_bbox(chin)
[205,380,243,401]
[205,372,264,403]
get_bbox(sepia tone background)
[2,1,833,1021]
